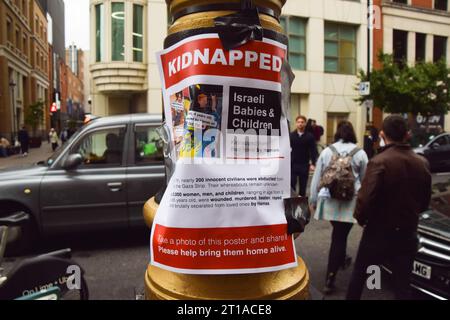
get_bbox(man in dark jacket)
[18,126,30,157]
[290,115,318,196]
[346,115,432,300]
[363,122,379,159]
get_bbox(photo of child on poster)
[175,84,223,159]
[170,90,190,146]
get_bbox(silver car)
[0,114,165,255]
[414,133,450,173]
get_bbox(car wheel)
[2,214,38,257]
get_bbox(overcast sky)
[64,0,90,50]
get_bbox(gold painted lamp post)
[143,0,310,300]
[144,198,310,300]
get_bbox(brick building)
[65,45,85,122]
[0,0,35,141]
[372,0,450,131]
[30,0,49,122]
[0,0,50,142]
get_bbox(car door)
[126,123,165,228]
[426,135,450,172]
[441,135,450,171]
[40,125,129,235]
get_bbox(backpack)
[319,145,360,201]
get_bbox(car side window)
[135,126,164,165]
[71,127,126,167]
[434,136,449,147]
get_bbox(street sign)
[359,82,371,96]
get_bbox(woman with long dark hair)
[309,121,369,295]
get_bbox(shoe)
[322,273,336,295]
[341,255,352,270]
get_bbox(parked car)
[383,173,450,300]
[0,114,166,255]
[414,133,450,173]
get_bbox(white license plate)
[413,261,432,280]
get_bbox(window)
[433,135,449,147]
[433,36,447,62]
[71,127,126,167]
[111,2,125,61]
[280,16,306,70]
[393,29,408,67]
[15,27,20,49]
[95,4,105,62]
[415,33,426,62]
[134,126,164,165]
[392,0,408,3]
[324,23,357,74]
[7,18,13,43]
[22,34,27,56]
[133,5,144,62]
[435,0,448,11]
[22,0,27,18]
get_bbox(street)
[3,144,447,301]
[3,216,400,300]
[0,144,402,300]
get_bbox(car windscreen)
[45,127,85,166]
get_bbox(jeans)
[346,226,418,300]
[327,221,354,276]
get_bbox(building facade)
[88,0,450,143]
[282,0,369,144]
[66,45,85,121]
[38,0,66,132]
[30,0,49,112]
[89,0,370,143]
[373,0,450,131]
[0,0,50,141]
[83,50,91,113]
[89,0,159,116]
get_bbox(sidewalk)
[0,142,55,170]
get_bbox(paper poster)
[152,33,297,275]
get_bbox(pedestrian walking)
[346,115,432,300]
[305,119,315,136]
[312,120,325,143]
[309,121,368,294]
[18,126,29,157]
[60,128,68,144]
[290,116,318,196]
[363,122,379,159]
[49,128,59,151]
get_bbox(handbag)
[284,196,311,235]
